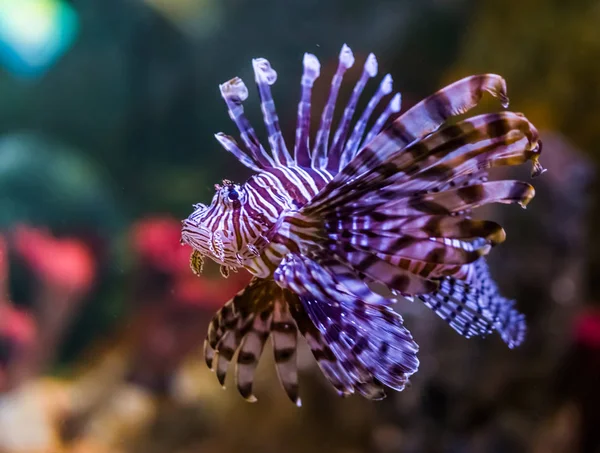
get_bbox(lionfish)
[181,44,544,406]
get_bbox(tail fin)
[417,259,527,348]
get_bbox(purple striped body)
[180,44,544,406]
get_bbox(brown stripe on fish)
[457,184,486,204]
[272,294,301,405]
[423,88,453,125]
[235,311,272,402]
[214,326,245,386]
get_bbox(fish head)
[181,179,270,271]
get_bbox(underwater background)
[1,0,599,452]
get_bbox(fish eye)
[228,188,239,201]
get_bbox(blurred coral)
[573,310,600,349]
[0,233,37,393]
[126,215,250,393]
[0,304,37,393]
[12,225,96,297]
[131,215,250,308]
[131,216,190,275]
[5,225,100,377]
[173,270,250,308]
[0,233,7,293]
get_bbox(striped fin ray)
[408,136,543,190]
[252,58,294,166]
[389,257,464,282]
[284,212,480,295]
[367,238,490,282]
[306,111,541,215]
[312,44,355,169]
[326,232,490,266]
[234,309,272,402]
[283,211,445,296]
[327,215,506,246]
[271,291,301,405]
[310,254,394,306]
[325,241,445,295]
[289,302,354,397]
[294,53,321,167]
[362,93,403,151]
[203,277,302,405]
[219,78,275,168]
[346,180,535,219]
[418,277,495,339]
[376,180,536,216]
[285,178,531,297]
[467,258,526,347]
[327,53,379,171]
[314,239,441,295]
[326,74,511,189]
[275,254,419,395]
[340,74,395,169]
[383,112,540,184]
[383,114,543,193]
[214,133,261,172]
[216,45,405,174]
[417,258,526,347]
[302,296,404,396]
[427,168,490,194]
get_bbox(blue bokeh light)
[0,0,79,78]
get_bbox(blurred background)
[1,0,599,452]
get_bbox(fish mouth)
[181,219,210,248]
[181,219,235,266]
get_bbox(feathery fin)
[214,133,261,172]
[418,259,526,347]
[312,44,355,168]
[275,254,419,395]
[294,53,321,167]
[341,73,395,168]
[327,53,378,171]
[203,278,302,403]
[333,74,512,186]
[219,78,275,168]
[252,58,294,166]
